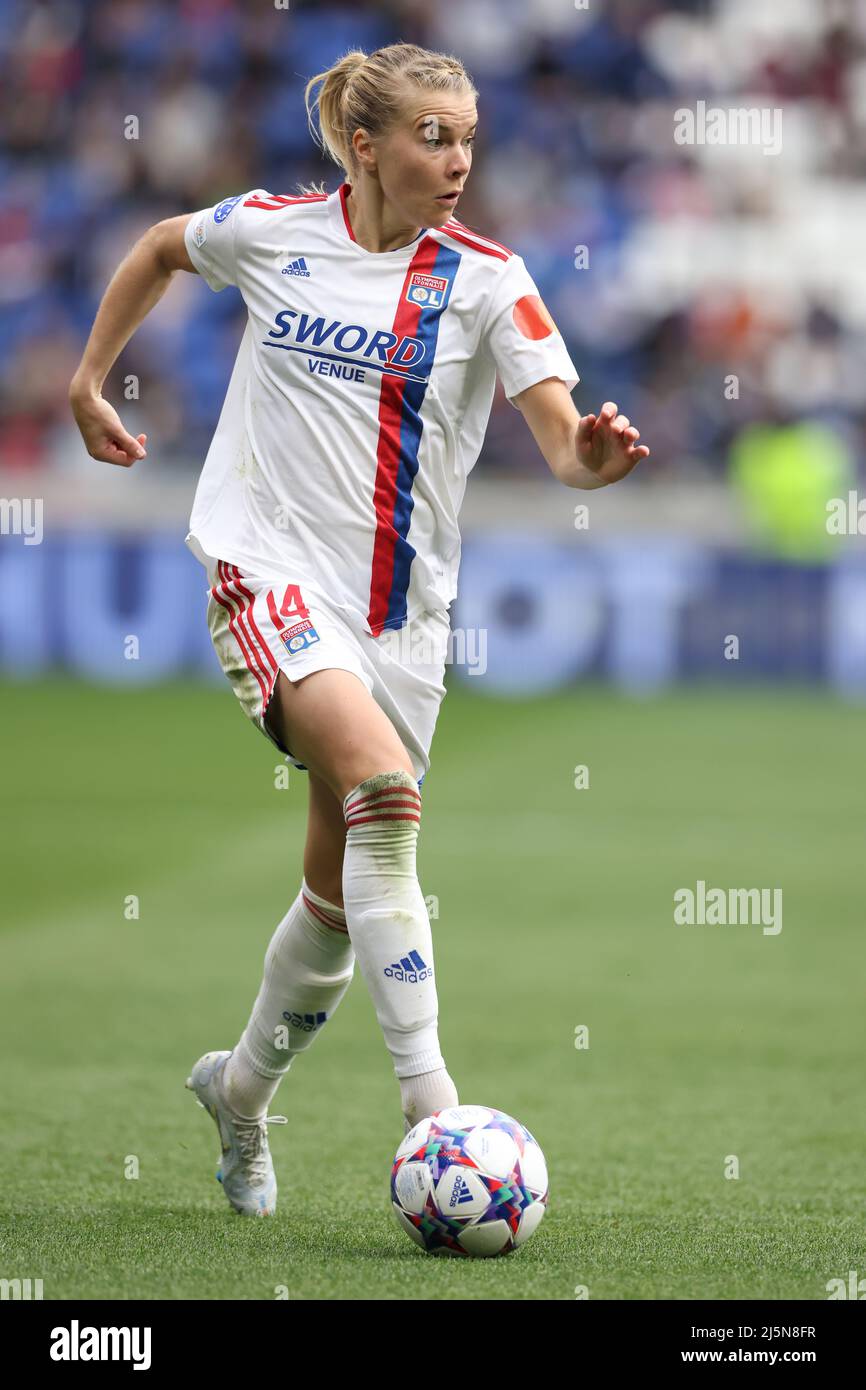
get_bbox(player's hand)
[575,401,649,484]
[68,387,147,467]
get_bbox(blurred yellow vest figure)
[730,419,854,562]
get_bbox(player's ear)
[351,127,376,172]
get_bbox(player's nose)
[449,146,471,178]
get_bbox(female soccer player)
[69,43,649,1217]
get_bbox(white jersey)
[183,182,579,636]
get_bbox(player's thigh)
[303,771,348,906]
[366,608,451,787]
[264,666,415,802]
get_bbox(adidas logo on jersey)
[383,949,432,983]
[281,256,311,278]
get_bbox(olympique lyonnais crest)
[405,272,449,309]
[266,583,320,655]
[278,617,320,654]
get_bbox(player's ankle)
[222,1045,285,1119]
[400,1066,459,1131]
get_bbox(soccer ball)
[390,1104,548,1257]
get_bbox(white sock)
[399,1067,460,1133]
[342,770,458,1125]
[222,881,355,1118]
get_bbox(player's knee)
[305,877,344,909]
[342,768,422,831]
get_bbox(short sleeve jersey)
[183,183,579,635]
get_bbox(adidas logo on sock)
[281,1009,328,1032]
[281,256,311,277]
[383,949,432,983]
[448,1174,475,1208]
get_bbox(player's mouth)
[435,191,461,205]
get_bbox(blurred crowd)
[0,0,863,487]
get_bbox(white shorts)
[204,556,450,788]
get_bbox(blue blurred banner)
[3,532,865,697]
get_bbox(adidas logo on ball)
[383,950,432,983]
[448,1175,475,1209]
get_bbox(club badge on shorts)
[405,272,449,309]
[278,618,320,654]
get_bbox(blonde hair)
[301,42,477,191]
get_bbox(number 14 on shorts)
[267,583,321,655]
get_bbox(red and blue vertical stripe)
[367,238,461,636]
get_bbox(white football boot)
[185,1050,287,1217]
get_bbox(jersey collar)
[329,183,428,259]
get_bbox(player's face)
[378,90,477,228]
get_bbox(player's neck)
[343,182,422,254]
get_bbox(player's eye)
[423,133,475,148]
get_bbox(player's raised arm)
[512,377,651,489]
[480,248,650,488]
[68,214,199,467]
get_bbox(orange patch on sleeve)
[513,295,557,340]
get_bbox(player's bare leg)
[262,668,459,1132]
[264,666,416,799]
[303,771,348,907]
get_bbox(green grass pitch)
[1,675,863,1300]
